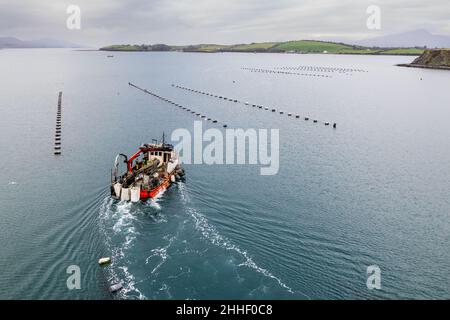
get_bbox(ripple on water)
[145,235,176,274]
[177,183,300,297]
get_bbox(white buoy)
[110,282,123,293]
[98,257,111,265]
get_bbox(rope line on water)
[129,82,228,128]
[172,84,337,129]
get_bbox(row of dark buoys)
[241,67,331,78]
[275,65,368,73]
[128,82,228,128]
[277,66,344,73]
[173,84,337,129]
[54,91,62,155]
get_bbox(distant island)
[398,49,450,70]
[100,40,427,56]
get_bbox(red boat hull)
[139,175,173,199]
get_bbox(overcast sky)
[1,0,449,47]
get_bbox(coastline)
[397,49,450,70]
[97,48,421,57]
[397,63,450,70]
[99,40,427,56]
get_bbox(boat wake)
[98,197,149,299]
[145,234,176,274]
[178,183,295,295]
[98,182,301,299]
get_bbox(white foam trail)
[118,266,146,300]
[148,186,167,206]
[8,181,17,185]
[178,183,295,295]
[158,283,173,299]
[98,197,147,299]
[147,199,162,211]
[143,189,166,210]
[112,201,136,234]
[145,235,175,274]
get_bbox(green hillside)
[273,40,353,53]
[228,42,279,51]
[378,48,425,55]
[101,44,142,51]
[187,44,231,52]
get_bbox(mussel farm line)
[274,65,368,73]
[128,82,228,128]
[241,67,332,78]
[172,84,337,129]
[54,91,62,155]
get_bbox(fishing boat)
[110,134,185,202]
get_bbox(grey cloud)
[0,0,449,46]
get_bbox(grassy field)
[194,44,231,52]
[188,42,280,52]
[378,48,425,55]
[228,42,279,51]
[101,44,143,51]
[273,40,354,53]
[338,48,382,54]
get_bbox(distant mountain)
[354,30,450,48]
[0,37,82,48]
